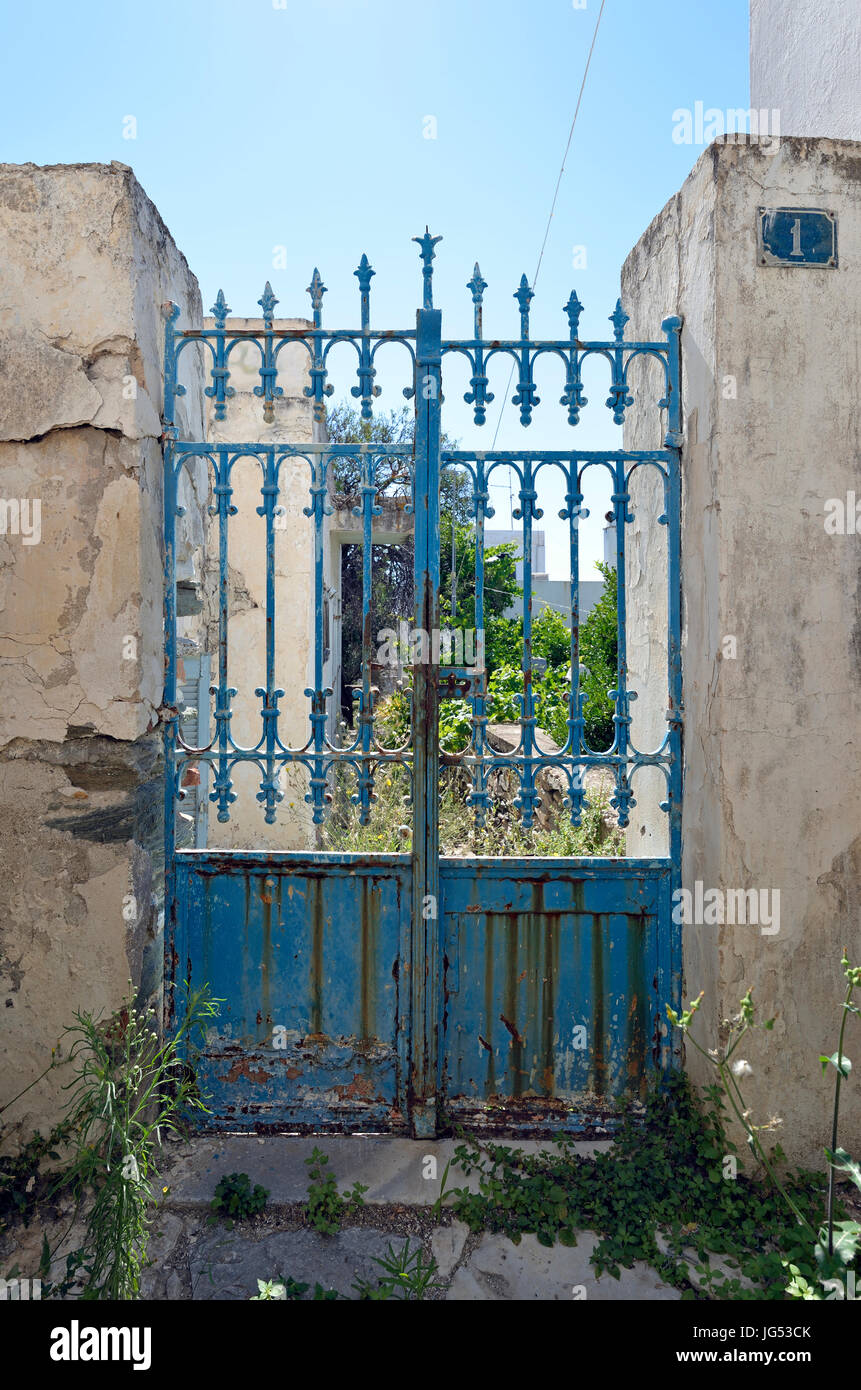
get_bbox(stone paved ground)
[0,1135,682,1302]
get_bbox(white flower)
[252,1278,286,1301]
[731,1059,753,1078]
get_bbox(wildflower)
[731,1059,753,1078]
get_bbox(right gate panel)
[439,857,672,1132]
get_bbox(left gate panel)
[171,851,411,1131]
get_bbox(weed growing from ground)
[352,1239,443,1300]
[304,1147,367,1235]
[444,1071,830,1298]
[210,1171,269,1224]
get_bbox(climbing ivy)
[445,1072,832,1298]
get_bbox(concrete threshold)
[158,1133,613,1208]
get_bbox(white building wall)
[751,0,861,139]
[623,137,861,1166]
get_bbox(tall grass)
[321,758,624,858]
[50,984,219,1299]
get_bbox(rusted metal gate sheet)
[161,233,683,1136]
[173,853,409,1130]
[439,858,671,1132]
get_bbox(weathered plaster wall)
[0,162,203,1143]
[751,0,861,141]
[623,138,861,1165]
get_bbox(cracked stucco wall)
[0,162,204,1145]
[623,138,861,1166]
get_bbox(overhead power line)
[488,0,608,524]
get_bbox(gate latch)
[435,666,487,700]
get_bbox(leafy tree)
[477,567,618,752]
[440,517,521,631]
[326,404,465,707]
[325,403,469,518]
[531,604,572,668]
[339,542,413,693]
[324,402,415,500]
[485,616,523,672]
[579,562,618,751]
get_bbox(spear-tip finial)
[564,290,584,335]
[211,289,230,325]
[610,298,629,341]
[514,272,534,307]
[258,281,278,321]
[307,267,327,313]
[354,253,376,290]
[467,262,488,302]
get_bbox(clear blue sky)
[1,0,750,576]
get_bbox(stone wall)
[622,138,861,1165]
[0,162,204,1144]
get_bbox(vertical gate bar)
[567,460,585,821]
[259,447,282,823]
[357,449,375,821]
[161,302,179,1032]
[610,455,634,827]
[213,448,236,822]
[308,450,330,824]
[663,315,684,1058]
[410,305,442,1136]
[517,459,537,830]
[471,457,488,827]
[266,448,276,711]
[314,450,326,800]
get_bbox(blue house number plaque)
[758,208,838,267]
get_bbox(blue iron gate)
[162,234,683,1136]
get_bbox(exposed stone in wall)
[0,162,203,1144]
[623,137,861,1165]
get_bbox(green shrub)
[210,1171,269,1222]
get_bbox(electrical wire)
[446,1,607,610]
[487,0,608,523]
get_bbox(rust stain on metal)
[478,1034,492,1052]
[334,1074,381,1102]
[219,1058,271,1085]
[360,876,377,1043]
[310,876,324,1036]
[499,1013,524,1046]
